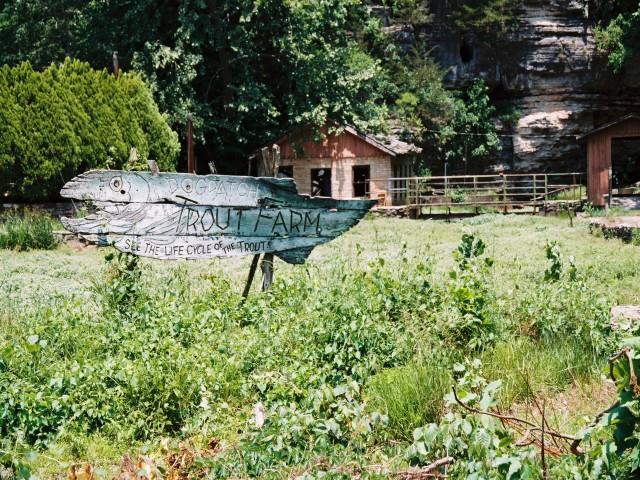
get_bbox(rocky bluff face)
[392,0,640,172]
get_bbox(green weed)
[367,362,451,441]
[482,337,600,406]
[438,234,497,350]
[0,212,59,251]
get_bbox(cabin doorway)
[311,168,331,196]
[352,165,370,198]
[612,138,640,194]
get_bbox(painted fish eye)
[110,177,124,192]
[182,179,193,193]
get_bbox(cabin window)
[278,165,293,178]
[460,37,474,64]
[352,165,370,198]
[311,168,332,196]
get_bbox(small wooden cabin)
[262,125,420,204]
[578,114,640,206]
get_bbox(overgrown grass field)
[1,214,639,478]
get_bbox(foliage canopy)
[419,79,501,173]
[452,0,524,38]
[593,1,640,73]
[0,0,507,174]
[0,0,395,165]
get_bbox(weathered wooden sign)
[61,170,375,264]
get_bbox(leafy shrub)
[543,241,563,282]
[423,79,501,172]
[517,243,614,356]
[595,7,640,73]
[450,187,466,204]
[0,59,179,201]
[91,251,146,319]
[0,213,58,251]
[438,234,497,349]
[213,381,386,478]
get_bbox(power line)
[420,128,583,139]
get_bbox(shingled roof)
[370,128,423,156]
[577,114,640,142]
[260,122,422,158]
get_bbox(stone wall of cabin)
[279,156,392,201]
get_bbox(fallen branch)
[569,399,620,455]
[452,387,577,444]
[395,456,455,479]
[525,375,562,451]
[452,387,536,428]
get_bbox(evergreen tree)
[0,60,179,201]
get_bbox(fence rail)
[383,172,586,211]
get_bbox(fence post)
[261,145,280,292]
[544,175,548,214]
[579,173,583,202]
[533,174,537,215]
[544,175,548,198]
[502,174,507,214]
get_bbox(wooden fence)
[383,172,586,212]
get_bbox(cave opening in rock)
[460,38,474,64]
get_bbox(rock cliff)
[387,0,640,173]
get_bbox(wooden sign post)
[60,167,375,287]
[259,145,280,292]
[187,113,195,174]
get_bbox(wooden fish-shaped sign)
[61,170,375,264]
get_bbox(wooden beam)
[112,51,119,77]
[261,145,280,292]
[147,160,159,176]
[187,113,195,174]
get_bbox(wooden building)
[260,125,420,204]
[579,114,640,206]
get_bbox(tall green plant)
[0,213,59,251]
[439,234,496,350]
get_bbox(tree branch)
[452,387,577,444]
[395,456,455,479]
